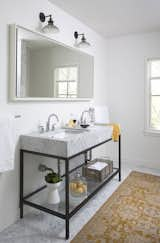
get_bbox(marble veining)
[20,126,113,157]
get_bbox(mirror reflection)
[16,27,94,99]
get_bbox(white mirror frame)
[9,24,94,102]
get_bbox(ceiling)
[50,0,160,38]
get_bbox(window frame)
[55,80,77,98]
[145,58,160,136]
[53,65,79,98]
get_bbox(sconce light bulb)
[39,12,60,34]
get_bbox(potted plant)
[39,164,62,204]
[45,171,62,204]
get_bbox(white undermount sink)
[62,127,89,133]
[51,129,85,139]
[40,127,88,139]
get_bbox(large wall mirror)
[10,25,94,101]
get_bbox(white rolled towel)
[0,115,15,172]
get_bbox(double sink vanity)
[20,122,121,239]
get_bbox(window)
[54,66,78,98]
[146,59,160,132]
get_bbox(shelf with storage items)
[20,136,121,240]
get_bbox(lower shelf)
[23,168,119,219]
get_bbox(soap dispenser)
[89,107,95,126]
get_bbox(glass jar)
[70,172,87,197]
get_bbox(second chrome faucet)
[46,113,59,132]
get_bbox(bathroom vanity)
[20,125,121,239]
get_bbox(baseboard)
[113,157,160,171]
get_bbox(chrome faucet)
[80,110,90,124]
[80,107,95,125]
[46,113,59,132]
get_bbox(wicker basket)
[82,158,113,182]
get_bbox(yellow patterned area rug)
[71,171,160,243]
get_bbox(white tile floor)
[0,165,160,243]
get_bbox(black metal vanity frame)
[20,135,121,239]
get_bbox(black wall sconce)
[39,12,59,34]
[74,31,91,48]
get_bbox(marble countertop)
[20,125,113,158]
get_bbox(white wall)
[0,0,109,231]
[108,32,160,168]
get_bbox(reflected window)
[54,66,78,98]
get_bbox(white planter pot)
[47,182,61,204]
